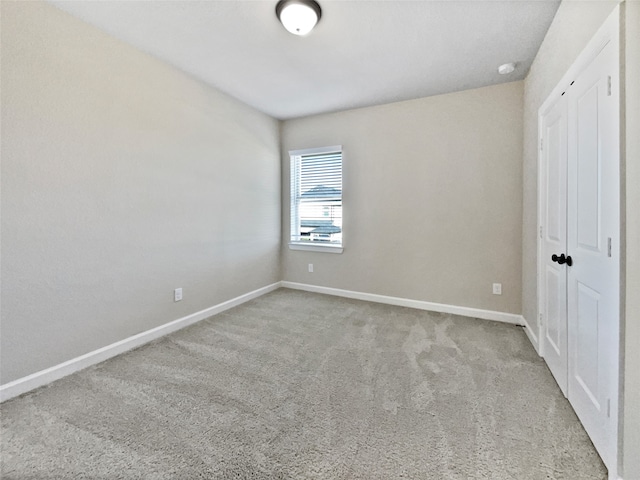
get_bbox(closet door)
[540,95,569,395]
[538,8,620,473]
[566,37,619,467]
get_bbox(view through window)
[290,146,342,247]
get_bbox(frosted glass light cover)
[498,63,516,75]
[280,3,319,35]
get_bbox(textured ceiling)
[48,0,560,120]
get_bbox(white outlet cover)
[174,288,183,302]
[492,283,502,295]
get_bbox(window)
[289,146,343,253]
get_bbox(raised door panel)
[576,85,601,253]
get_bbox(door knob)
[552,253,573,266]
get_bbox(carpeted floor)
[1,288,605,479]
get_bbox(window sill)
[288,243,344,254]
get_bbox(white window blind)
[290,146,342,247]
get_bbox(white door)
[540,95,569,396]
[566,37,619,467]
[539,17,620,472]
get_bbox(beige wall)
[281,82,524,314]
[0,2,281,383]
[622,1,640,477]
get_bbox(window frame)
[289,145,343,254]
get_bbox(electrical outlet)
[308,263,314,273]
[174,288,183,302]
[492,283,502,295]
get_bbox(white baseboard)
[0,282,527,402]
[520,315,541,355]
[0,282,281,403]
[281,281,524,325]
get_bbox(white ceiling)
[49,0,561,120]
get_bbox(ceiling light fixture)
[276,0,322,36]
[498,63,516,75]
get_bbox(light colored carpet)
[1,288,605,479]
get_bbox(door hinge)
[607,76,612,96]
[539,226,543,239]
[608,237,612,257]
[540,138,544,151]
[607,398,611,418]
[539,313,543,326]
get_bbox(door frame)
[536,5,621,477]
